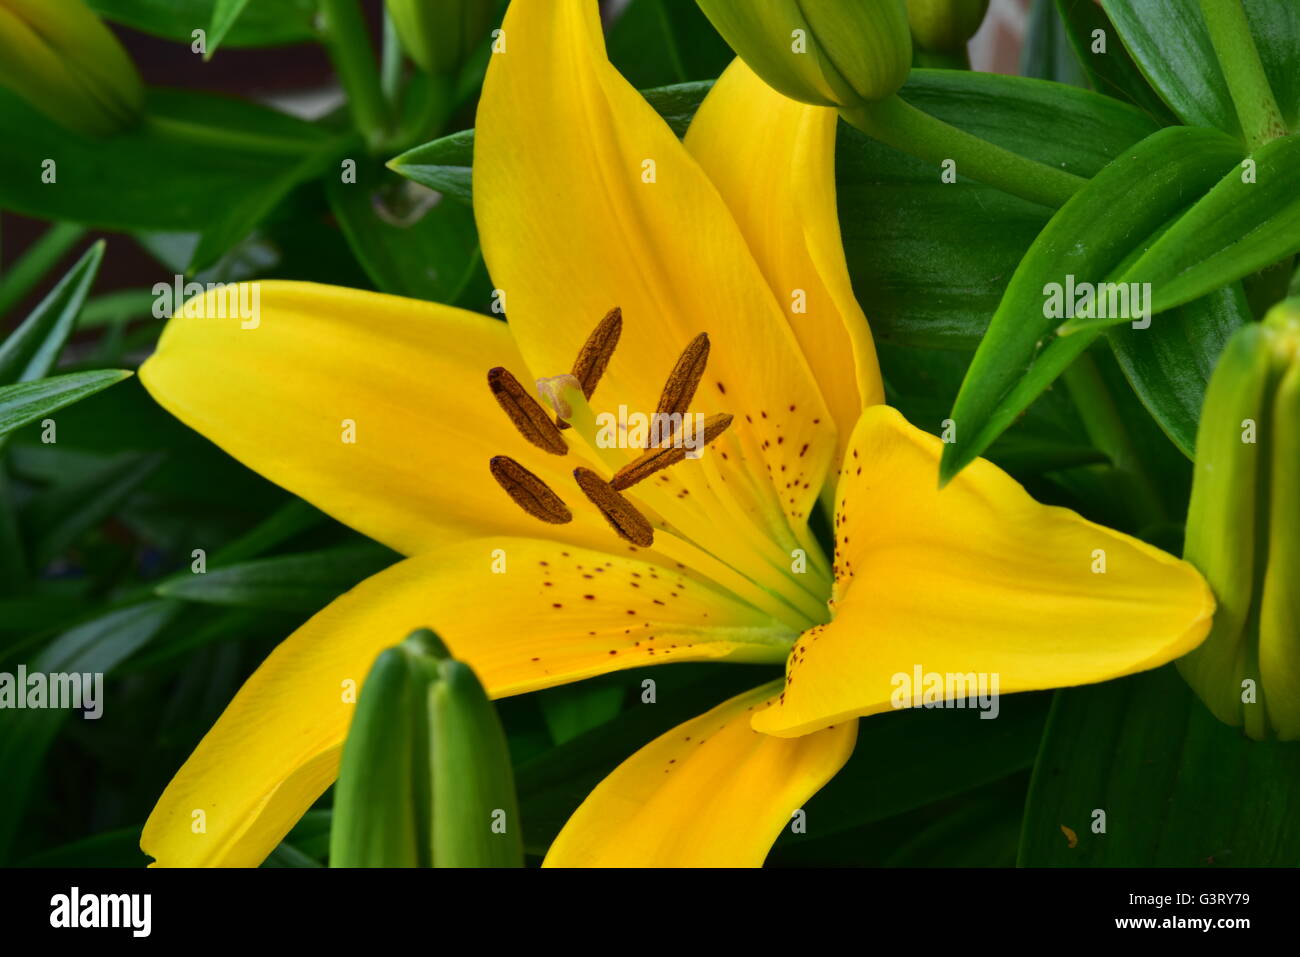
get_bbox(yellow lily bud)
[696,0,912,108]
[1179,298,1300,740]
[907,0,989,55]
[385,0,496,75]
[0,0,142,136]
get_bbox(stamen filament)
[695,436,833,613]
[642,532,815,634]
[559,384,829,624]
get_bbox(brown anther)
[558,306,623,430]
[571,307,622,398]
[609,413,733,491]
[490,457,572,524]
[654,332,709,426]
[573,467,654,547]
[488,366,568,455]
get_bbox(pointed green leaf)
[0,223,86,319]
[0,87,335,264]
[1101,0,1240,135]
[0,370,131,439]
[0,242,104,386]
[1243,0,1300,128]
[1021,0,1088,87]
[206,0,254,59]
[155,543,396,613]
[840,69,1160,350]
[23,450,163,567]
[0,471,27,593]
[774,692,1052,856]
[18,826,151,868]
[939,126,1243,483]
[606,0,732,89]
[327,160,485,303]
[1053,0,1178,123]
[204,499,324,566]
[1102,133,1300,323]
[514,667,759,855]
[89,0,315,48]
[0,599,181,862]
[537,682,627,746]
[1020,666,1300,865]
[76,289,157,328]
[1107,281,1250,458]
[388,129,475,204]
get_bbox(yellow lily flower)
[137,0,1213,868]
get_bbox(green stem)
[145,115,313,156]
[840,93,1085,209]
[380,8,404,107]
[1198,0,1286,150]
[318,0,389,152]
[1062,350,1168,525]
[0,222,86,318]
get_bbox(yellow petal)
[685,59,883,471]
[473,0,836,543]
[544,681,855,867]
[139,280,615,557]
[142,537,790,867]
[753,406,1215,737]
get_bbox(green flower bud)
[330,628,523,867]
[0,0,142,137]
[1180,299,1300,740]
[385,0,496,75]
[907,0,989,55]
[696,0,912,108]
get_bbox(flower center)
[485,307,733,548]
[483,307,832,632]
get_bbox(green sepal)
[1258,344,1300,739]
[1177,324,1274,731]
[1179,301,1300,740]
[329,642,428,868]
[430,659,523,868]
